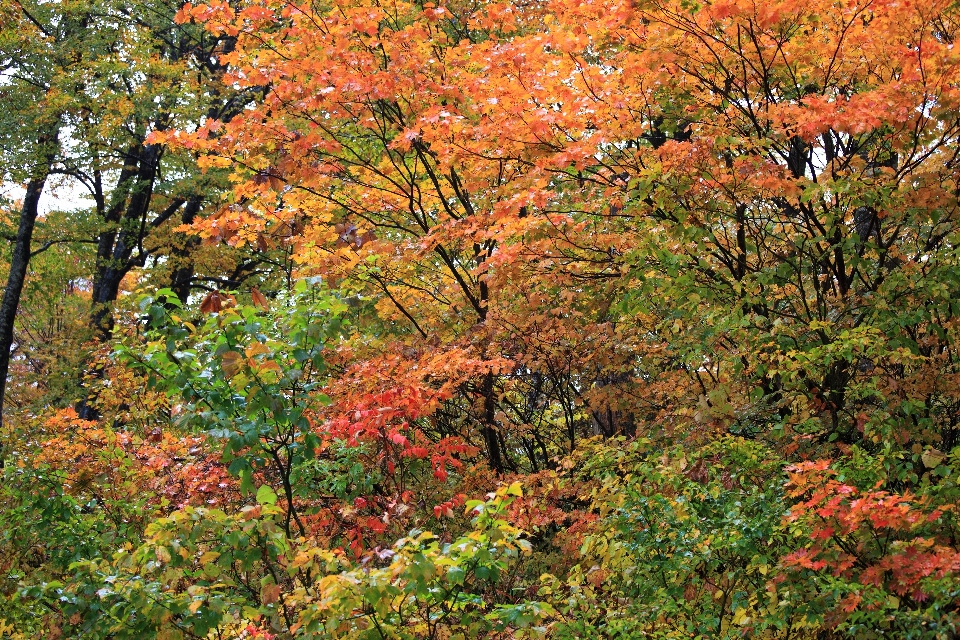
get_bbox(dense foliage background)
[1,0,960,636]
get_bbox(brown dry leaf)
[262,583,282,605]
[251,287,270,310]
[221,351,243,378]
[199,290,223,314]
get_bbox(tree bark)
[168,196,204,304]
[481,370,505,474]
[0,131,58,451]
[78,142,162,420]
[89,142,161,340]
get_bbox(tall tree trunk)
[0,131,58,454]
[481,370,505,474]
[78,142,161,420]
[168,196,204,304]
[89,142,160,340]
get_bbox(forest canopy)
[1,0,960,637]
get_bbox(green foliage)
[292,482,544,639]
[524,437,960,639]
[538,437,795,638]
[58,502,291,639]
[0,437,159,637]
[43,482,540,639]
[124,280,348,535]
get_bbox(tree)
[54,0,249,337]
[164,0,632,472]
[0,0,78,441]
[0,0,259,426]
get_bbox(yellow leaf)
[245,342,270,358]
[732,608,750,625]
[922,448,946,469]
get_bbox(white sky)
[2,175,91,215]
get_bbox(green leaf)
[256,484,277,506]
[239,468,255,495]
[447,565,466,585]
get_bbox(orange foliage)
[785,460,960,604]
[33,408,241,513]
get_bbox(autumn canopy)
[1,0,960,636]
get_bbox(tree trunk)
[89,142,161,340]
[0,148,56,451]
[481,370,505,474]
[169,196,204,304]
[78,142,161,420]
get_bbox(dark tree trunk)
[0,138,56,449]
[169,196,204,304]
[89,142,161,340]
[79,142,165,420]
[590,371,637,439]
[481,370,505,474]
